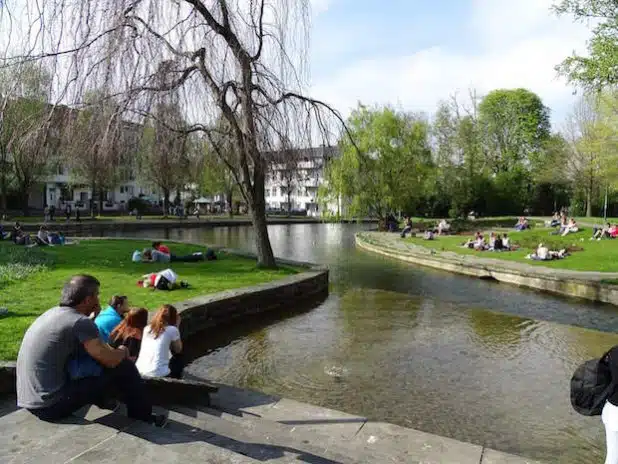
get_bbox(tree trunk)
[286,189,291,217]
[249,167,276,268]
[586,178,593,218]
[163,188,170,217]
[90,180,96,218]
[226,190,233,218]
[0,175,7,215]
[20,184,29,216]
[98,188,104,218]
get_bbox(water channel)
[108,222,618,462]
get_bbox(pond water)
[108,223,618,462]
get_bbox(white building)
[264,145,341,217]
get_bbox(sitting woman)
[528,243,550,261]
[423,230,435,240]
[11,222,30,245]
[592,223,611,240]
[109,308,149,362]
[549,212,561,228]
[437,219,450,235]
[35,225,50,246]
[514,217,530,231]
[562,218,579,237]
[502,233,511,250]
[136,304,184,379]
[152,241,171,254]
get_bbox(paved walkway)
[0,384,543,463]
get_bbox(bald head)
[60,275,101,314]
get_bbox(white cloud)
[309,0,592,126]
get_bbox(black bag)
[571,349,615,416]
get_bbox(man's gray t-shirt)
[16,306,99,409]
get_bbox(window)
[271,188,276,197]
[120,186,125,194]
[280,186,286,196]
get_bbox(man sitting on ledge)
[16,274,166,426]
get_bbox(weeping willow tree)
[3,0,348,267]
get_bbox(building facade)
[264,145,341,217]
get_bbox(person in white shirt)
[135,304,184,379]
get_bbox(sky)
[308,0,593,129]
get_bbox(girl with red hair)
[135,304,184,378]
[109,308,149,362]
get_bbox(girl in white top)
[136,304,184,378]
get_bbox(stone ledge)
[356,231,618,306]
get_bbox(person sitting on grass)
[502,233,511,250]
[437,219,450,235]
[136,304,184,379]
[400,216,413,238]
[16,275,166,426]
[152,241,170,255]
[94,295,130,343]
[488,232,497,250]
[562,218,579,237]
[423,230,435,240]
[11,221,30,245]
[611,224,618,239]
[592,223,611,240]
[514,217,529,231]
[109,308,149,362]
[549,212,561,228]
[35,225,50,246]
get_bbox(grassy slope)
[0,239,298,360]
[405,226,618,272]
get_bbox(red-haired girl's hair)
[149,304,178,339]
[110,307,148,343]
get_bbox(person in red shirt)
[152,241,170,255]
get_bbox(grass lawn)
[405,226,618,273]
[0,239,298,360]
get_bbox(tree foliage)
[320,104,433,220]
[553,0,618,89]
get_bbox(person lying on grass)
[141,248,216,263]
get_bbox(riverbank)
[356,231,618,306]
[0,238,304,360]
[0,383,542,463]
[1,215,376,232]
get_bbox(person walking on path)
[16,274,166,426]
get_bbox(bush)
[127,197,149,214]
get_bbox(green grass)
[0,239,299,360]
[405,226,618,273]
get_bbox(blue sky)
[308,0,593,129]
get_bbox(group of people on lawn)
[0,222,67,246]
[16,275,184,427]
[462,231,512,251]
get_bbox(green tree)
[320,104,433,222]
[553,0,618,89]
[201,139,239,217]
[478,88,551,174]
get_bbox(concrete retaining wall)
[356,232,618,306]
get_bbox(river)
[108,222,618,462]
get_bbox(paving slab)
[255,397,367,440]
[481,448,544,464]
[353,420,483,464]
[0,407,131,464]
[209,384,280,417]
[68,420,258,464]
[165,405,383,463]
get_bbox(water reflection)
[105,223,618,462]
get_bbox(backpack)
[571,349,615,416]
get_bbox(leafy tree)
[478,88,551,174]
[320,104,433,221]
[553,0,618,89]
[0,64,53,215]
[201,136,239,217]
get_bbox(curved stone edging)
[0,238,329,393]
[356,231,618,306]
